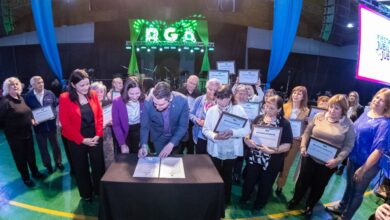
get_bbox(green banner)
[128,20,140,75]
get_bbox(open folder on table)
[133,157,185,178]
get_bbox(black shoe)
[233,173,240,183]
[23,179,35,187]
[46,165,54,174]
[275,187,282,196]
[56,163,65,171]
[304,207,313,217]
[239,197,250,205]
[287,199,298,209]
[81,197,93,203]
[251,204,264,215]
[325,205,342,215]
[32,171,47,179]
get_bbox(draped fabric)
[128,20,140,74]
[31,0,63,83]
[265,0,302,89]
[197,21,210,72]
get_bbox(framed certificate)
[32,106,55,123]
[238,69,259,85]
[306,137,339,163]
[290,120,303,138]
[308,106,326,121]
[208,70,229,85]
[241,102,260,121]
[250,126,282,148]
[103,104,112,126]
[216,60,235,75]
[214,112,248,132]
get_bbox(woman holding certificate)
[112,77,144,154]
[190,78,220,154]
[288,94,355,217]
[326,88,390,220]
[59,69,105,201]
[276,86,309,195]
[240,95,293,213]
[0,77,46,187]
[202,85,250,206]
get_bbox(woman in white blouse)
[202,85,250,206]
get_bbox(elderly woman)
[0,77,46,187]
[288,94,356,217]
[326,88,390,220]
[276,86,309,195]
[190,78,220,154]
[90,81,114,169]
[202,85,250,206]
[240,95,292,213]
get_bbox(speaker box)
[320,0,351,45]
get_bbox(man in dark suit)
[139,82,189,158]
[25,76,64,173]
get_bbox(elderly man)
[25,76,63,173]
[177,75,201,154]
[139,82,189,158]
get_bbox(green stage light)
[183,46,190,50]
[151,46,157,49]
[164,46,170,49]
[170,46,177,49]
[209,47,214,51]
[126,46,131,50]
[178,48,182,52]
[147,48,151,52]
[136,48,140,52]
[159,48,163,51]
[194,47,200,50]
[190,49,194,53]
[200,48,204,53]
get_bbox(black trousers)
[241,154,283,208]
[69,140,105,198]
[211,156,235,204]
[178,121,194,154]
[35,130,62,167]
[61,134,74,174]
[125,123,140,154]
[6,134,39,181]
[195,138,208,154]
[292,157,336,209]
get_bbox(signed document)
[159,157,185,178]
[306,137,338,163]
[214,112,248,132]
[290,120,303,138]
[208,70,229,85]
[216,60,235,75]
[32,106,55,123]
[238,69,259,85]
[308,106,326,121]
[241,102,260,121]
[250,126,282,148]
[133,157,160,178]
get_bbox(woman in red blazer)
[59,69,105,201]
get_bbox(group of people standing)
[1,70,389,220]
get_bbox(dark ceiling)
[0,0,367,46]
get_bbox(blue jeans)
[338,159,379,220]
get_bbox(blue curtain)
[31,0,63,83]
[265,0,302,89]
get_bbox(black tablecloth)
[99,154,224,220]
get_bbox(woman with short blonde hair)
[327,88,390,219]
[0,77,46,187]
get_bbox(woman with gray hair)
[0,77,46,187]
[189,78,221,154]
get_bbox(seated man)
[139,82,189,158]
